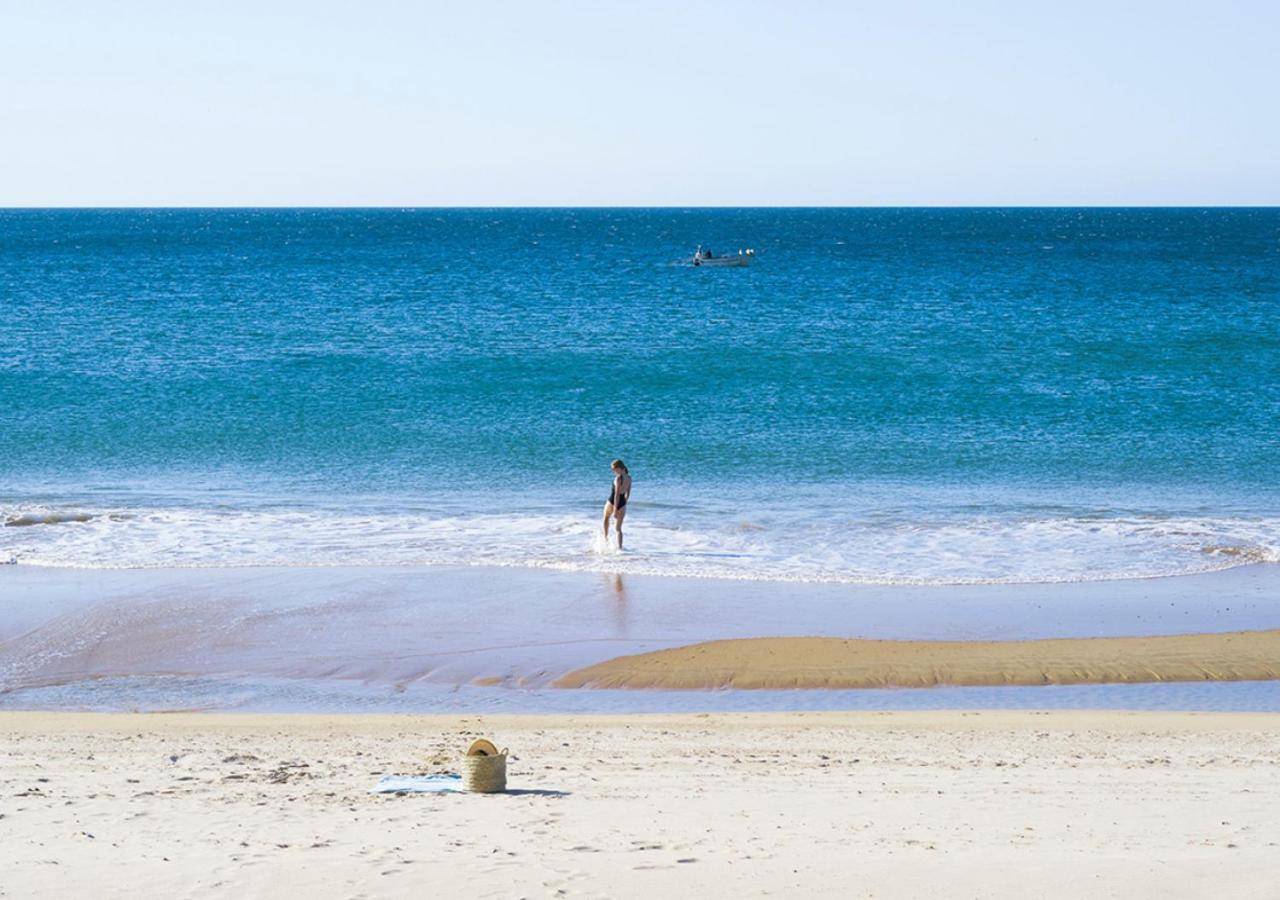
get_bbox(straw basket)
[462,739,508,793]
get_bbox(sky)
[2,1,1277,206]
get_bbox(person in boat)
[603,458,632,549]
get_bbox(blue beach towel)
[371,773,464,794]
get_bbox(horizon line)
[3,204,1279,211]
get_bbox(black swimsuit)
[609,480,628,509]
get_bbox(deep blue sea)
[2,208,1277,583]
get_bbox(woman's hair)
[611,458,629,474]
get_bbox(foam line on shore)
[553,631,1280,690]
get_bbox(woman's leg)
[614,506,627,549]
[602,502,614,540]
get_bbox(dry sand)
[3,710,1279,898]
[553,630,1280,690]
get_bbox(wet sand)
[3,564,1279,712]
[3,710,1279,899]
[555,631,1280,690]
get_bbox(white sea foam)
[1,499,1276,585]
[590,530,624,556]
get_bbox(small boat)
[691,246,754,267]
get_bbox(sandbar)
[554,630,1280,690]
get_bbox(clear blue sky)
[3,1,1277,205]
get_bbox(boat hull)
[693,255,751,267]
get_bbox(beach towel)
[371,774,464,794]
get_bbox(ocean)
[2,208,1278,585]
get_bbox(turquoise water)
[2,208,1278,583]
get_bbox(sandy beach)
[3,710,1279,899]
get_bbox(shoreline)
[2,554,1268,587]
[4,707,1280,730]
[4,709,1278,898]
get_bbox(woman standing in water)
[603,459,631,549]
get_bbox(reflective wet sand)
[2,564,1278,710]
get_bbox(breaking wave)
[1,500,1276,585]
